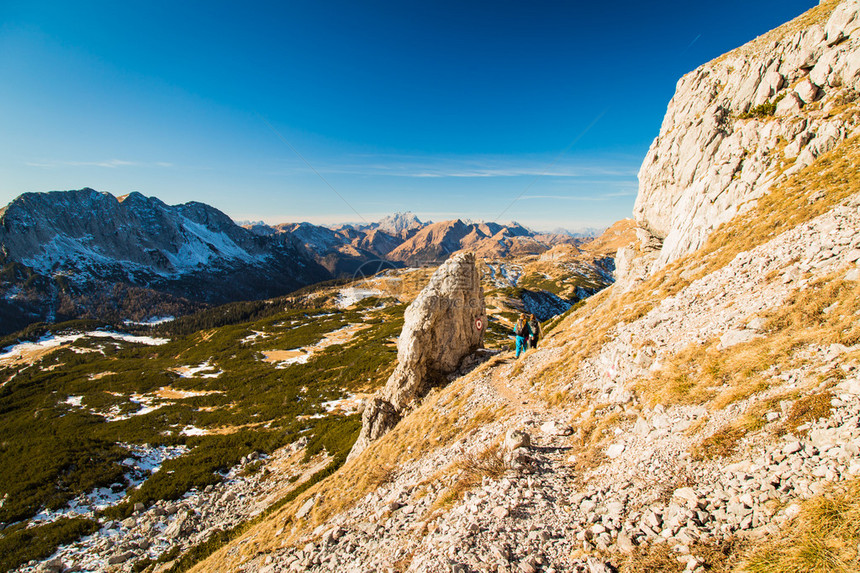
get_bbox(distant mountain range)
[245,213,594,270]
[0,189,600,335]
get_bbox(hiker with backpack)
[514,313,531,358]
[528,314,541,349]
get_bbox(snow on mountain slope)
[0,189,330,333]
[1,189,270,279]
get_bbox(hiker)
[514,313,531,358]
[528,314,541,349]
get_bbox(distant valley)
[0,188,611,336]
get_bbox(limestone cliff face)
[348,252,486,460]
[619,0,860,285]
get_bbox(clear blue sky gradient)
[0,0,817,231]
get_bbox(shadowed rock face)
[349,252,486,460]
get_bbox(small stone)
[615,531,635,553]
[40,559,64,573]
[107,551,137,565]
[506,428,531,451]
[540,420,573,436]
[673,487,698,507]
[606,442,625,458]
[490,543,510,561]
[795,79,820,104]
[296,496,315,520]
[783,442,802,455]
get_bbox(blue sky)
[0,0,816,231]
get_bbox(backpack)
[516,320,530,338]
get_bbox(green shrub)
[0,298,402,556]
[0,518,99,571]
[739,93,786,119]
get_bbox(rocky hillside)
[189,125,860,573]
[169,3,860,573]
[7,4,860,572]
[621,0,860,285]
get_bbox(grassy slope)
[0,297,403,570]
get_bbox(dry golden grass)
[779,392,835,436]
[738,479,860,573]
[618,537,748,573]
[578,218,638,256]
[637,268,860,412]
[690,425,747,461]
[453,443,508,481]
[565,408,634,473]
[426,442,511,516]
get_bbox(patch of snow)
[320,393,363,415]
[269,350,310,367]
[21,233,136,276]
[97,394,164,422]
[498,263,522,287]
[336,287,382,309]
[172,360,223,378]
[240,330,269,344]
[123,316,175,326]
[180,425,208,436]
[64,396,83,407]
[28,443,188,526]
[262,323,366,369]
[0,330,168,363]
[162,217,265,271]
[3,286,22,300]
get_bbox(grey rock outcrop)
[618,0,860,287]
[349,252,486,460]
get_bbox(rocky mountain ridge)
[0,189,331,335]
[619,0,860,287]
[252,216,582,272]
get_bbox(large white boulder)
[348,252,487,460]
[826,0,860,45]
